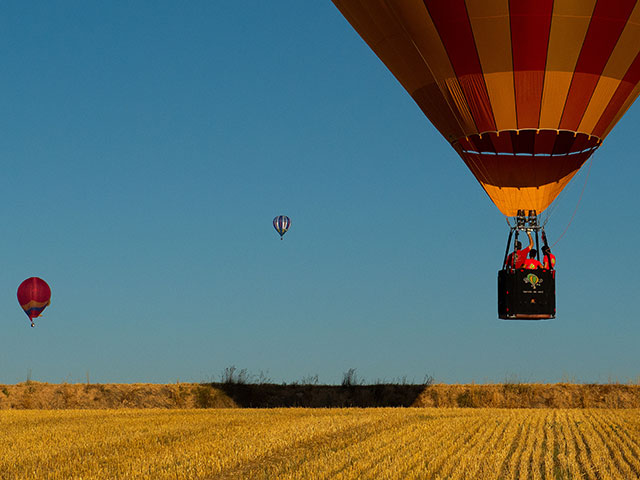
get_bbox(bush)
[342,368,363,387]
[220,366,249,385]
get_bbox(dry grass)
[3,382,640,409]
[414,383,640,408]
[1,408,639,479]
[0,382,237,409]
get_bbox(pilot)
[506,231,533,269]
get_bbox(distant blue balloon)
[273,215,291,239]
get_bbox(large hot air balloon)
[331,0,640,319]
[331,0,640,216]
[273,215,291,240]
[17,277,51,327]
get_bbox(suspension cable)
[542,154,592,228]
[550,157,593,248]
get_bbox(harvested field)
[2,408,640,479]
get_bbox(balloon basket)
[497,268,555,320]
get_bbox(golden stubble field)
[2,408,639,479]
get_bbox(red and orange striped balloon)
[332,0,640,215]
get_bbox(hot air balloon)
[331,0,640,319]
[17,277,51,327]
[273,215,291,240]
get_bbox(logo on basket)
[524,273,542,289]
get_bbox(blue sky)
[0,1,638,385]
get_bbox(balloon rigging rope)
[549,157,593,248]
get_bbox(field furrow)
[584,410,639,478]
[448,411,511,480]
[501,413,532,480]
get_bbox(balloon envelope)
[17,277,51,321]
[273,215,291,238]
[332,0,640,215]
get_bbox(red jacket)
[523,258,543,269]
[506,246,531,269]
[543,253,556,269]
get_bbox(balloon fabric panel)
[424,0,497,133]
[580,3,640,132]
[466,0,517,132]
[20,302,49,319]
[595,52,640,137]
[580,77,623,134]
[540,1,596,129]
[385,0,472,140]
[600,3,640,81]
[331,0,640,215]
[559,0,636,131]
[510,0,553,129]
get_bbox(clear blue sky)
[0,1,638,385]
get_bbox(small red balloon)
[17,277,51,326]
